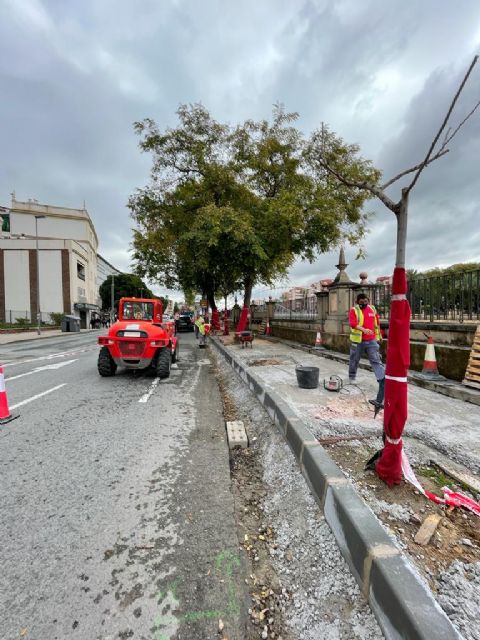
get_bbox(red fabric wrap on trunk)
[376,267,411,486]
[211,309,221,331]
[236,306,250,332]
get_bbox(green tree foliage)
[129,104,380,307]
[99,273,154,310]
[414,262,480,277]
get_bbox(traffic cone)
[0,366,17,425]
[420,336,445,380]
[315,331,322,348]
[265,319,271,336]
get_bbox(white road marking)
[3,347,96,368]
[10,384,67,410]
[138,377,161,403]
[6,359,78,382]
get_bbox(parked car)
[176,313,194,332]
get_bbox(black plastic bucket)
[295,365,319,389]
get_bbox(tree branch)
[406,55,478,195]
[441,98,480,148]
[321,162,398,212]
[381,148,449,189]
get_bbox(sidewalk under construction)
[212,333,480,640]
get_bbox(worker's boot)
[369,377,385,413]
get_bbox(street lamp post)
[110,275,115,325]
[35,215,46,335]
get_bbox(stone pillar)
[323,248,360,344]
[231,303,241,325]
[266,299,275,320]
[315,291,328,322]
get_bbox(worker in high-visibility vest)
[195,316,206,347]
[348,293,385,407]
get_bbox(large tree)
[99,273,154,310]
[129,104,380,307]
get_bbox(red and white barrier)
[401,451,480,516]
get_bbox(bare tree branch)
[321,162,398,212]
[406,55,478,195]
[381,148,449,190]
[441,98,480,148]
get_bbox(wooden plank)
[465,370,480,380]
[414,514,442,546]
[463,325,480,388]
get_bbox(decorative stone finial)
[335,247,348,272]
[359,272,368,285]
[332,247,354,284]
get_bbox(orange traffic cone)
[0,366,17,424]
[420,336,444,380]
[265,319,272,336]
[315,331,323,348]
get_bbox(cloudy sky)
[1,0,480,300]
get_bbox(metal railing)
[1,310,58,325]
[371,269,480,323]
[272,298,317,320]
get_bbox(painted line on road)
[6,359,78,382]
[2,347,97,368]
[139,377,161,403]
[10,384,67,410]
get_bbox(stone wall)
[269,319,475,381]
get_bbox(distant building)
[0,197,99,328]
[376,275,392,286]
[96,254,122,308]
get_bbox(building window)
[77,262,86,281]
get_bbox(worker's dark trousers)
[349,340,385,381]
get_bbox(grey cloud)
[1,0,479,298]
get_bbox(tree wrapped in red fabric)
[375,267,411,485]
[318,55,479,484]
[236,305,250,333]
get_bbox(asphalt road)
[0,331,247,640]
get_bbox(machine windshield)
[122,301,154,321]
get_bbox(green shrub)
[50,312,64,326]
[15,317,31,327]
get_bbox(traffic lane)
[2,333,180,411]
[2,348,98,414]
[0,331,101,365]
[0,335,219,639]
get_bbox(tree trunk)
[206,290,217,312]
[242,277,253,307]
[396,189,409,268]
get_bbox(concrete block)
[324,482,398,587]
[369,554,462,640]
[285,418,315,460]
[226,420,248,449]
[301,443,348,507]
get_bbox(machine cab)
[119,298,164,323]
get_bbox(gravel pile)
[436,561,480,640]
[214,353,384,639]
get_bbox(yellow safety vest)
[350,305,381,343]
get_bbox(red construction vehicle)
[97,297,178,377]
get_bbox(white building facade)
[96,254,122,308]
[0,198,99,328]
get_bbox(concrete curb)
[259,335,480,407]
[211,337,463,640]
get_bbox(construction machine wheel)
[172,343,179,364]
[156,347,171,379]
[98,346,117,377]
